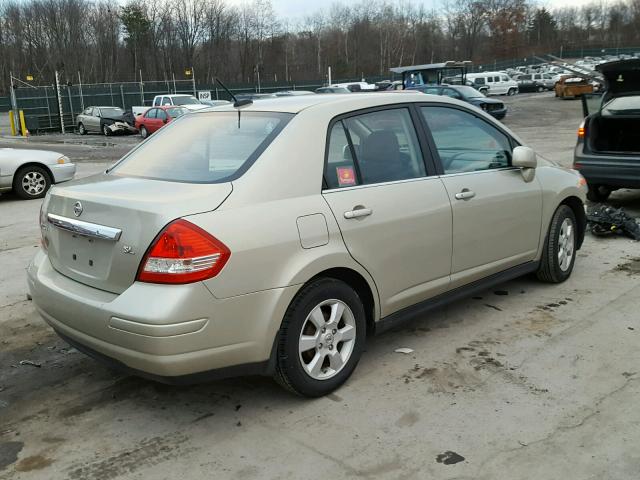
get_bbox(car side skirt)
[374,261,539,335]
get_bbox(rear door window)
[421,106,512,174]
[324,108,426,188]
[111,112,293,183]
[157,110,168,121]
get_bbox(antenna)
[215,78,252,108]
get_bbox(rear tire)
[274,278,366,397]
[536,205,577,283]
[140,126,149,139]
[507,88,516,96]
[586,184,611,202]
[537,85,544,92]
[13,165,52,200]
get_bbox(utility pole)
[9,72,17,136]
[256,65,261,93]
[328,66,332,86]
[191,66,196,96]
[77,72,85,111]
[55,71,65,134]
[139,70,144,105]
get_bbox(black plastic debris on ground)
[436,451,465,465]
[586,204,640,240]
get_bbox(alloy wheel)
[21,171,46,196]
[558,218,575,272]
[298,299,357,380]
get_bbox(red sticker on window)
[337,166,356,186]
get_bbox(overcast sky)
[225,0,602,19]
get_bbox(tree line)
[1,0,640,93]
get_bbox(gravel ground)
[0,93,639,480]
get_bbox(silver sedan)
[0,148,76,199]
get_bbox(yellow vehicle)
[555,76,594,99]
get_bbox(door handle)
[344,207,372,219]
[454,189,476,200]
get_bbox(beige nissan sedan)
[28,93,587,397]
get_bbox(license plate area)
[57,232,113,280]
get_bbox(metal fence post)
[67,85,74,130]
[9,72,19,135]
[120,84,125,109]
[55,71,65,134]
[45,87,52,128]
[77,72,85,111]
[139,70,144,105]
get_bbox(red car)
[135,106,188,138]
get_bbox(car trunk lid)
[597,59,640,101]
[43,174,232,294]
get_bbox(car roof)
[196,92,462,114]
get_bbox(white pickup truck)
[132,94,208,116]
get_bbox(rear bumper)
[27,250,298,380]
[50,163,76,184]
[574,146,640,188]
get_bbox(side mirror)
[512,146,537,182]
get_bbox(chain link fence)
[4,46,639,134]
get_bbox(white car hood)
[0,148,63,164]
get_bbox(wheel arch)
[14,162,53,184]
[560,196,586,249]
[307,267,378,337]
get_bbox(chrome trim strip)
[322,167,519,193]
[47,213,122,241]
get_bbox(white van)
[467,72,518,96]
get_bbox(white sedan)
[0,148,76,199]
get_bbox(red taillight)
[137,219,230,284]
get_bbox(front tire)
[102,124,111,136]
[13,165,52,200]
[78,123,86,135]
[507,88,516,96]
[586,184,611,202]
[537,85,544,92]
[274,278,366,397]
[536,205,577,283]
[140,126,149,139]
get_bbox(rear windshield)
[110,111,293,183]
[602,96,640,115]
[101,107,124,117]
[166,107,187,118]
[172,96,201,105]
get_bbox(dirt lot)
[1,93,639,480]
